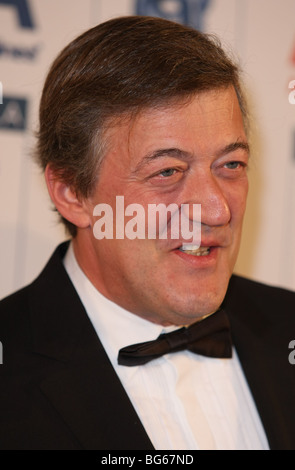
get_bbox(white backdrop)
[0,0,294,300]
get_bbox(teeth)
[179,245,210,256]
[182,244,200,251]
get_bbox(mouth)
[171,241,220,269]
[178,244,211,256]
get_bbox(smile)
[178,245,211,256]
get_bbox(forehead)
[103,87,246,166]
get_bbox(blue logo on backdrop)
[0,96,27,131]
[0,0,38,61]
[135,0,211,31]
[0,0,35,29]
[0,40,39,60]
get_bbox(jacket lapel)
[225,275,295,450]
[29,242,154,450]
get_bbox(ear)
[45,164,91,229]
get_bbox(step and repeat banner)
[0,0,294,299]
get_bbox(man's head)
[39,16,250,325]
[36,15,248,236]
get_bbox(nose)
[183,171,231,228]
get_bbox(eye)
[159,168,177,177]
[218,159,248,180]
[224,161,243,170]
[147,163,187,186]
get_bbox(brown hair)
[35,15,248,236]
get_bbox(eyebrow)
[216,140,250,158]
[135,148,192,172]
[135,140,250,172]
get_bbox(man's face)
[78,87,249,326]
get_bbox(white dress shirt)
[63,243,269,450]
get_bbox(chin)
[161,290,227,326]
[170,284,228,323]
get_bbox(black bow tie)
[118,308,232,366]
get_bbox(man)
[0,16,294,450]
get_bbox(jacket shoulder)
[0,285,32,342]
[0,241,70,344]
[228,274,295,307]
[225,274,295,329]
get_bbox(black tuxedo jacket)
[0,242,295,450]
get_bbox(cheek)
[228,180,249,223]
